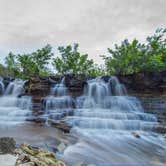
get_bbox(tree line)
[0,28,166,79]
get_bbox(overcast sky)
[0,0,166,64]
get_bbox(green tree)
[4,45,54,78]
[103,28,166,75]
[17,54,39,77]
[5,52,20,77]
[89,64,106,77]
[142,28,166,72]
[53,44,95,75]
[31,44,53,74]
[103,39,146,75]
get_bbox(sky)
[0,0,166,64]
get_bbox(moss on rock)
[15,144,66,166]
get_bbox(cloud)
[0,0,165,63]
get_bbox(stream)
[0,77,166,166]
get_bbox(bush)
[103,28,166,75]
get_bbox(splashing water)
[44,77,73,121]
[0,79,32,126]
[0,77,4,94]
[62,77,166,166]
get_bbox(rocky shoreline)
[0,137,66,166]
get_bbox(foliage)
[103,28,166,75]
[5,52,20,78]
[1,28,166,79]
[4,45,53,78]
[53,44,95,75]
[89,64,106,77]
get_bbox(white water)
[0,77,4,94]
[0,80,32,126]
[44,77,73,121]
[62,77,166,166]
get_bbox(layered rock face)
[118,71,166,126]
[24,72,166,129]
[24,76,52,111]
[118,71,166,96]
[24,75,88,112]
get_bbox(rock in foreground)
[15,144,66,166]
[0,137,16,154]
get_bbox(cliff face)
[118,71,166,125]
[23,75,88,112]
[118,71,166,96]
[24,72,166,126]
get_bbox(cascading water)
[0,79,32,126]
[44,77,73,121]
[0,77,4,95]
[62,77,166,166]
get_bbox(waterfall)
[62,76,166,166]
[44,77,73,121]
[68,77,157,131]
[0,79,32,126]
[0,77,4,94]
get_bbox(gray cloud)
[0,0,166,63]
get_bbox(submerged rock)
[132,132,141,138]
[15,144,66,166]
[48,120,71,133]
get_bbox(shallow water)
[0,78,166,166]
[61,78,166,166]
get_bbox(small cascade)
[0,77,4,95]
[68,77,157,131]
[44,77,73,121]
[109,76,127,95]
[4,80,24,96]
[51,77,68,96]
[62,77,166,165]
[0,79,32,126]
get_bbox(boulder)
[0,137,16,154]
[15,144,66,166]
[48,120,71,133]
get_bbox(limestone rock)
[15,144,66,166]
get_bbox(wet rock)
[28,76,51,96]
[132,132,141,138]
[154,125,166,134]
[64,74,88,97]
[0,137,16,154]
[15,144,66,166]
[48,120,71,133]
[118,71,166,95]
[101,75,110,82]
[44,137,62,153]
[57,143,66,153]
[26,117,46,124]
